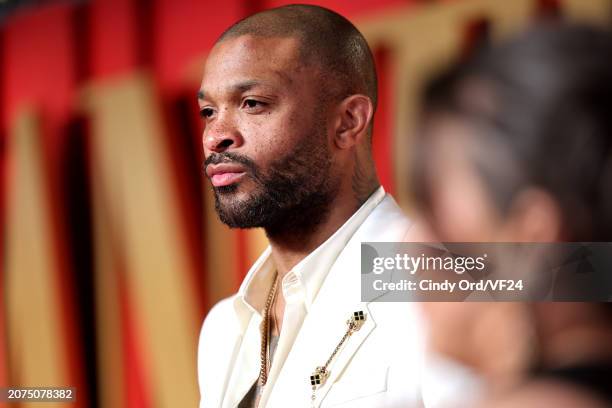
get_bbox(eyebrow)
[233,80,262,94]
[197,80,274,102]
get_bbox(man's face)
[198,35,339,233]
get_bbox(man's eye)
[243,99,266,110]
[200,108,214,118]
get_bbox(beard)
[204,124,339,237]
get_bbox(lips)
[206,163,247,187]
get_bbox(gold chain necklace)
[259,271,279,386]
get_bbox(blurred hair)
[413,24,612,240]
[217,4,378,132]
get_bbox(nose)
[203,113,243,153]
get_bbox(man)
[197,5,479,407]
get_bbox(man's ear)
[333,94,374,149]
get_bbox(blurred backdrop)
[0,0,610,407]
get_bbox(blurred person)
[197,4,479,408]
[411,24,612,407]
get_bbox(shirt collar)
[234,186,386,321]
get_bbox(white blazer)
[198,194,481,407]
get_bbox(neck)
[267,181,379,279]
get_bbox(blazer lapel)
[304,235,377,408]
[222,316,261,408]
[265,195,412,407]
[265,226,377,407]
[264,287,374,407]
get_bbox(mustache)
[202,152,258,177]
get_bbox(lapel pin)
[348,310,366,330]
[310,366,329,387]
[309,311,367,405]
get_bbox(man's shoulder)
[200,296,237,336]
[197,296,240,376]
[197,296,241,407]
[361,193,412,240]
[377,193,410,222]
[198,295,240,357]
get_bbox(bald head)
[217,4,378,111]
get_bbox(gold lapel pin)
[348,310,366,330]
[310,366,329,387]
[309,311,367,405]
